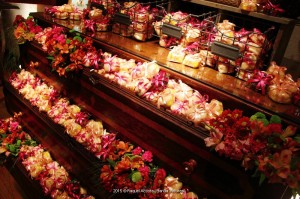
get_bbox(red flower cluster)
[0,113,36,157]
[35,26,101,76]
[205,109,300,195]
[13,15,42,44]
[99,135,167,198]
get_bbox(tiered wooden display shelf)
[3,10,297,199]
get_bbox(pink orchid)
[151,71,169,92]
[75,112,90,126]
[247,69,273,94]
[9,121,19,133]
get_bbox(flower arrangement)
[0,112,36,157]
[34,25,102,76]
[13,15,43,44]
[99,136,163,194]
[41,27,100,76]
[204,109,300,196]
[99,134,198,199]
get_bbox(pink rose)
[142,151,153,162]
[132,146,143,155]
[9,121,19,132]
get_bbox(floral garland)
[0,114,94,199]
[13,15,42,44]
[204,109,300,196]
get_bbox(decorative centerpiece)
[204,110,299,196]
[13,15,42,44]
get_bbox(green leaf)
[270,115,281,124]
[9,145,16,153]
[24,139,37,146]
[255,112,266,119]
[131,171,142,183]
[258,118,269,126]
[150,166,158,173]
[69,29,75,33]
[259,173,266,186]
[123,153,133,158]
[130,155,140,161]
[249,115,257,121]
[107,159,116,167]
[250,112,266,121]
[16,139,21,147]
[295,136,300,143]
[73,36,82,42]
[66,39,71,44]
[1,134,7,138]
[47,56,54,60]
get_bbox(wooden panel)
[0,161,31,199]
[2,158,46,199]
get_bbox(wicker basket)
[205,0,241,7]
